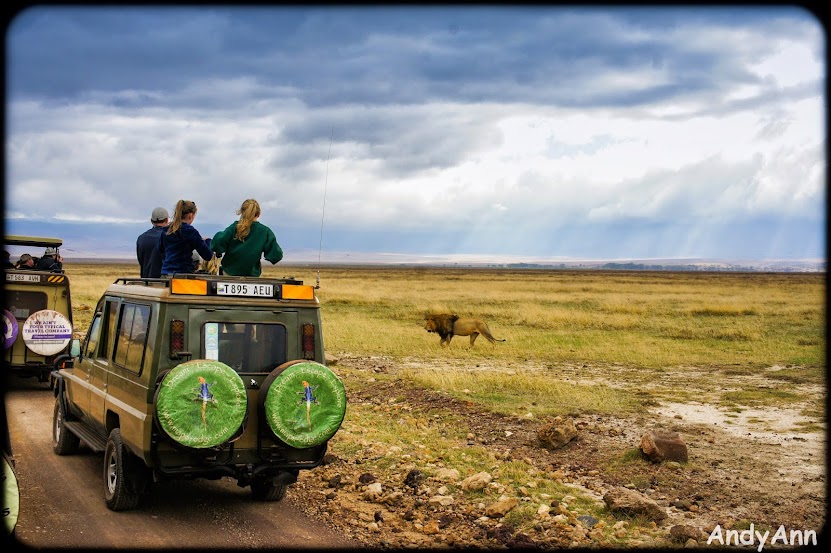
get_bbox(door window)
[84,315,102,357]
[113,303,151,373]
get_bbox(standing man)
[137,207,169,278]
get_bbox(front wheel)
[52,397,79,455]
[250,476,287,502]
[103,429,142,511]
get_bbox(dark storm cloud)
[8,6,815,112]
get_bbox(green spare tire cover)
[261,361,346,449]
[155,359,248,449]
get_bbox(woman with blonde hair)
[159,200,213,275]
[211,199,283,276]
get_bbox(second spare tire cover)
[2,309,18,350]
[262,361,347,449]
[155,359,248,449]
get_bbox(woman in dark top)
[159,200,213,276]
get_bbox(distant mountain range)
[4,220,825,272]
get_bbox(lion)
[423,313,506,348]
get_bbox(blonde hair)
[167,200,198,235]
[234,199,261,241]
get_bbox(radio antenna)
[316,126,334,289]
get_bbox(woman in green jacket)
[211,199,283,276]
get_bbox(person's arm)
[263,227,284,265]
[188,226,214,261]
[210,223,236,256]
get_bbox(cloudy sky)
[3,6,826,263]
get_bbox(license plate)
[216,282,274,297]
[5,273,40,282]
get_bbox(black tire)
[52,397,79,455]
[250,476,287,502]
[103,429,141,511]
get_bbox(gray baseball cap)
[151,207,169,223]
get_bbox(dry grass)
[63,262,825,412]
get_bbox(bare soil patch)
[288,354,826,548]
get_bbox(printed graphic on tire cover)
[3,453,19,535]
[2,309,18,350]
[21,309,72,356]
[155,359,248,449]
[262,361,347,449]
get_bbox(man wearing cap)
[35,247,63,272]
[137,207,169,278]
[15,254,36,270]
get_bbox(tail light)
[301,323,315,360]
[170,319,185,359]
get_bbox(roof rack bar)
[113,277,171,287]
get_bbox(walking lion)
[423,313,506,348]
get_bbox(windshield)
[202,322,287,373]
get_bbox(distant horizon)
[43,250,828,270]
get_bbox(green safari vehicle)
[3,235,73,385]
[51,272,346,511]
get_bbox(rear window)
[202,322,287,373]
[5,290,47,320]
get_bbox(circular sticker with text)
[21,310,72,356]
[2,309,18,350]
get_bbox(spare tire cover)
[262,361,346,449]
[155,359,248,449]
[22,310,72,356]
[2,309,18,350]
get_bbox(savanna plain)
[61,264,828,548]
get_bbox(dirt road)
[3,378,358,549]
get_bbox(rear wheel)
[103,429,142,511]
[52,397,79,455]
[250,476,287,502]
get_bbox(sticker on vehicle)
[21,309,72,356]
[2,309,18,349]
[154,359,248,449]
[260,361,347,449]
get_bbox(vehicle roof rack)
[3,235,63,247]
[112,274,305,287]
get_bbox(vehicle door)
[104,300,153,448]
[3,283,48,366]
[67,311,102,416]
[86,299,118,435]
